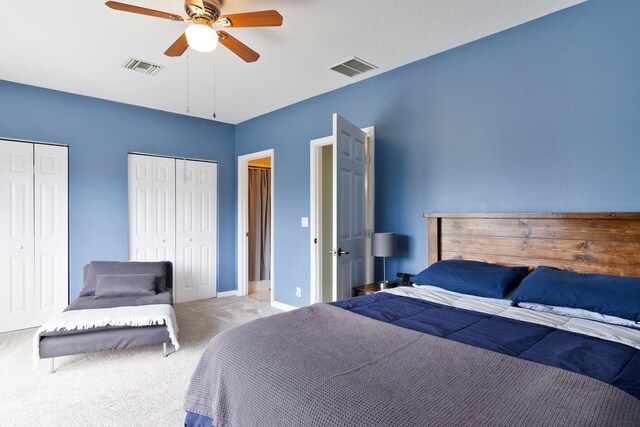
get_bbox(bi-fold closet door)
[128,155,176,263]
[0,139,69,333]
[175,159,218,302]
[128,154,217,303]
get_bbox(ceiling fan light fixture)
[185,23,218,52]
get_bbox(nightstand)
[352,282,397,297]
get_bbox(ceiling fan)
[105,0,283,63]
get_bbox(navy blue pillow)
[411,260,529,299]
[512,266,640,322]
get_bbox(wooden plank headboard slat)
[440,219,640,243]
[425,212,640,277]
[424,212,640,220]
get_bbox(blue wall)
[236,0,640,307]
[2,0,638,308]
[0,81,236,298]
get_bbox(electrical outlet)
[295,287,301,298]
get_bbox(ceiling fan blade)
[165,33,189,57]
[219,10,283,27]
[217,31,260,63]
[105,1,183,21]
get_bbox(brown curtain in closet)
[248,167,271,281]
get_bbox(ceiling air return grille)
[330,57,378,77]
[122,57,163,76]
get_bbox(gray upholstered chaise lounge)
[37,261,175,372]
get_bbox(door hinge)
[314,237,318,244]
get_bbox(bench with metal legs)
[49,343,172,373]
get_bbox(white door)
[0,140,68,333]
[332,114,368,301]
[0,140,35,332]
[176,160,217,303]
[128,154,176,264]
[34,144,68,325]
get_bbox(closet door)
[176,160,217,303]
[128,154,176,264]
[34,144,69,325]
[0,140,35,332]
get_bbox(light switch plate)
[301,217,309,227]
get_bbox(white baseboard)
[217,290,239,298]
[270,300,299,312]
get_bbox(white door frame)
[237,149,275,305]
[309,136,333,304]
[309,126,375,304]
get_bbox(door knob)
[329,248,350,256]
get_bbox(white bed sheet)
[382,285,640,350]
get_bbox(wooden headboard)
[424,212,640,277]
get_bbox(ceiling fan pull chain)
[186,51,190,114]
[212,53,217,119]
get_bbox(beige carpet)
[0,296,281,426]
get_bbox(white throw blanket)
[32,304,179,367]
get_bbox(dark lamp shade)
[372,233,397,257]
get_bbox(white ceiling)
[0,0,585,124]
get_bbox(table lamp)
[372,232,397,284]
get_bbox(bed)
[184,212,640,426]
[34,261,178,372]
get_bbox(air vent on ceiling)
[122,57,163,76]
[330,57,378,77]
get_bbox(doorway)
[247,157,272,302]
[310,139,334,303]
[237,150,275,305]
[310,120,375,304]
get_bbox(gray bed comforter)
[184,303,640,427]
